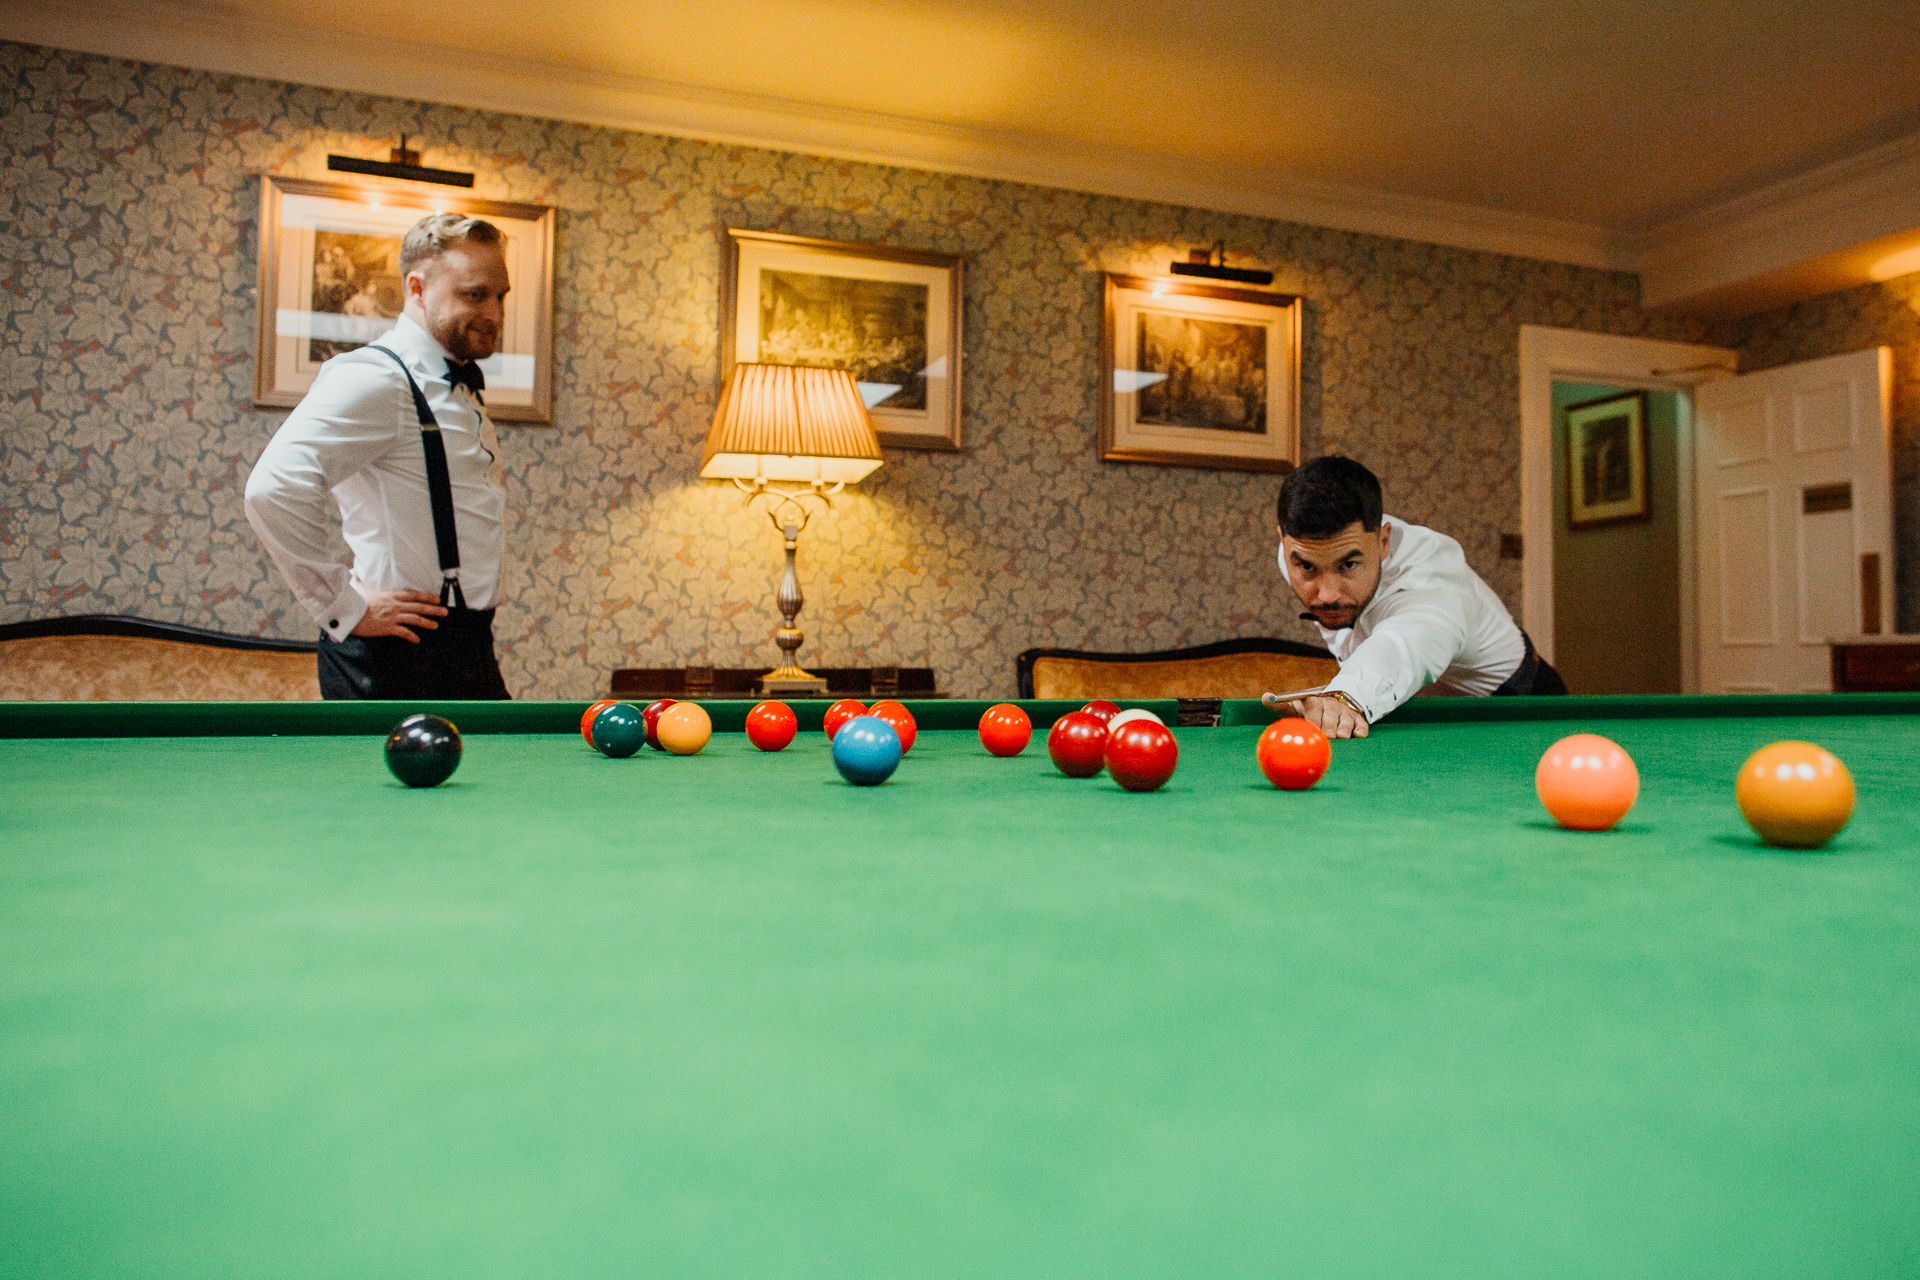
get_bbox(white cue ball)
[1106,708,1165,732]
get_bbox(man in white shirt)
[1278,456,1566,738]
[245,214,511,699]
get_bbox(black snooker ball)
[385,714,462,787]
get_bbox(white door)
[1694,348,1894,693]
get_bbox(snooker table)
[3,694,1917,1279]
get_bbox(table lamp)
[700,363,884,697]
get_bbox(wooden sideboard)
[1830,637,1920,692]
[611,666,939,700]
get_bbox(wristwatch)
[1326,690,1369,722]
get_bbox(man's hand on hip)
[1289,693,1370,739]
[352,589,448,642]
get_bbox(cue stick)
[1261,685,1332,710]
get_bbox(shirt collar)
[1374,515,1402,584]
[379,313,457,382]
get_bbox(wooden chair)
[0,616,321,701]
[1017,638,1338,701]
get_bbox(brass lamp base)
[759,673,831,697]
[759,663,830,697]
[759,521,832,698]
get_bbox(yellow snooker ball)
[1735,741,1854,848]
[655,702,713,756]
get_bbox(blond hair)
[398,213,503,279]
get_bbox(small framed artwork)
[1565,391,1650,529]
[254,175,555,422]
[723,228,964,451]
[1100,274,1301,472]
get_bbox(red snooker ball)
[1105,719,1178,792]
[643,699,678,751]
[745,700,799,752]
[823,698,868,740]
[978,703,1033,756]
[581,699,618,746]
[869,700,918,753]
[1256,718,1331,790]
[1080,699,1121,728]
[1047,711,1109,777]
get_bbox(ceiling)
[10,0,1920,309]
[224,0,1920,229]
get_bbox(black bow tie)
[446,360,485,402]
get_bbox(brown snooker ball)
[1736,741,1855,848]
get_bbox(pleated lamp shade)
[700,364,884,484]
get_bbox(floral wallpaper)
[1731,276,1920,634]
[2,42,1753,697]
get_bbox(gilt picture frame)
[1565,390,1650,530]
[723,228,964,451]
[1100,274,1301,472]
[254,175,555,422]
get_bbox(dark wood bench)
[0,616,320,701]
[1017,637,1337,701]
[610,666,938,700]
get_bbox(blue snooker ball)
[591,703,649,758]
[832,715,903,786]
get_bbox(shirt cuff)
[1323,674,1383,723]
[317,585,367,642]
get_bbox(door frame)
[1517,325,1739,692]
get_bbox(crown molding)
[17,0,1916,308]
[1,0,1635,272]
[1639,130,1920,312]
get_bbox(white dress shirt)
[1284,515,1526,723]
[244,315,506,641]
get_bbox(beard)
[1298,580,1382,631]
[1305,605,1359,629]
[444,324,498,362]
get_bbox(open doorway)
[1518,326,1741,694]
[1550,382,1684,694]
[1520,327,1895,697]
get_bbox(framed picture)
[723,228,964,451]
[1100,274,1301,472]
[1565,391,1650,529]
[254,175,555,422]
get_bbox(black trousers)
[1493,630,1570,697]
[317,608,511,700]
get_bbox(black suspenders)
[367,345,469,611]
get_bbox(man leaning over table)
[1276,455,1567,739]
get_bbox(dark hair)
[1276,456,1383,538]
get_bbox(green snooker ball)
[591,703,649,758]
